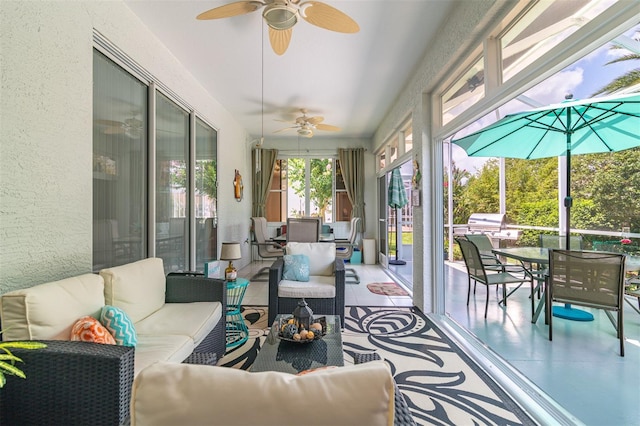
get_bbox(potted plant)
[0,341,47,387]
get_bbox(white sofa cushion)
[286,242,336,276]
[131,361,395,426]
[277,276,336,298]
[0,274,105,341]
[100,258,166,323]
[134,335,194,376]
[135,302,222,347]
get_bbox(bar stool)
[226,277,250,349]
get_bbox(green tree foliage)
[287,158,333,217]
[454,147,640,244]
[444,162,472,224]
[170,160,217,199]
[573,149,640,231]
[462,159,500,214]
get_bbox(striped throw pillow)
[100,305,138,347]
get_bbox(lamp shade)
[220,242,242,261]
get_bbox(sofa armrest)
[0,340,134,426]
[165,272,227,308]
[353,353,417,426]
[165,273,228,359]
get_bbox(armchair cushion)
[278,276,337,298]
[100,257,166,323]
[0,273,105,341]
[282,254,310,282]
[286,242,336,276]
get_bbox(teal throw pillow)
[282,254,310,282]
[100,305,138,347]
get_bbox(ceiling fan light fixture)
[263,4,298,30]
[298,127,313,137]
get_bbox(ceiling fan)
[95,118,143,138]
[274,108,340,138]
[196,0,359,55]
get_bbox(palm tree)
[592,33,640,96]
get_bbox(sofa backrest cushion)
[100,258,166,323]
[0,274,105,341]
[285,242,336,276]
[131,361,395,426]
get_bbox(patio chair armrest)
[253,241,285,250]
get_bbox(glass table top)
[250,314,343,374]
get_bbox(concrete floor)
[239,259,640,426]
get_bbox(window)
[442,55,485,126]
[93,49,217,273]
[403,123,413,153]
[195,118,218,265]
[93,51,148,270]
[378,151,386,171]
[389,136,399,163]
[265,157,352,223]
[155,93,189,272]
[501,0,617,82]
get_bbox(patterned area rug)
[219,306,535,426]
[367,281,410,296]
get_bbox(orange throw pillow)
[70,316,116,345]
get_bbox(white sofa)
[0,257,227,425]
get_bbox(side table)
[226,278,250,349]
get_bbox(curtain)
[338,148,365,232]
[252,148,278,217]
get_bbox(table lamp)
[220,242,242,281]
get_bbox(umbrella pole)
[389,207,406,265]
[554,109,593,322]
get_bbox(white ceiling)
[124,0,458,141]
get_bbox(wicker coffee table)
[250,314,343,373]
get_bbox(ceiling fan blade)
[315,123,340,131]
[307,116,324,125]
[104,126,125,135]
[299,1,359,33]
[96,119,125,134]
[269,27,292,55]
[196,1,264,20]
[96,119,123,127]
[273,126,296,133]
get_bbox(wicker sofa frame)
[353,352,417,426]
[268,257,345,326]
[0,273,226,426]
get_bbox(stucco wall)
[0,1,251,293]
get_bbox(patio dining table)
[493,247,640,323]
[491,247,550,323]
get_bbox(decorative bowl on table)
[277,316,327,343]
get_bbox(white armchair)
[268,242,345,326]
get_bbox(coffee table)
[250,314,343,373]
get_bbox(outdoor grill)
[454,213,521,242]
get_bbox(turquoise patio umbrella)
[388,167,408,265]
[452,92,640,249]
